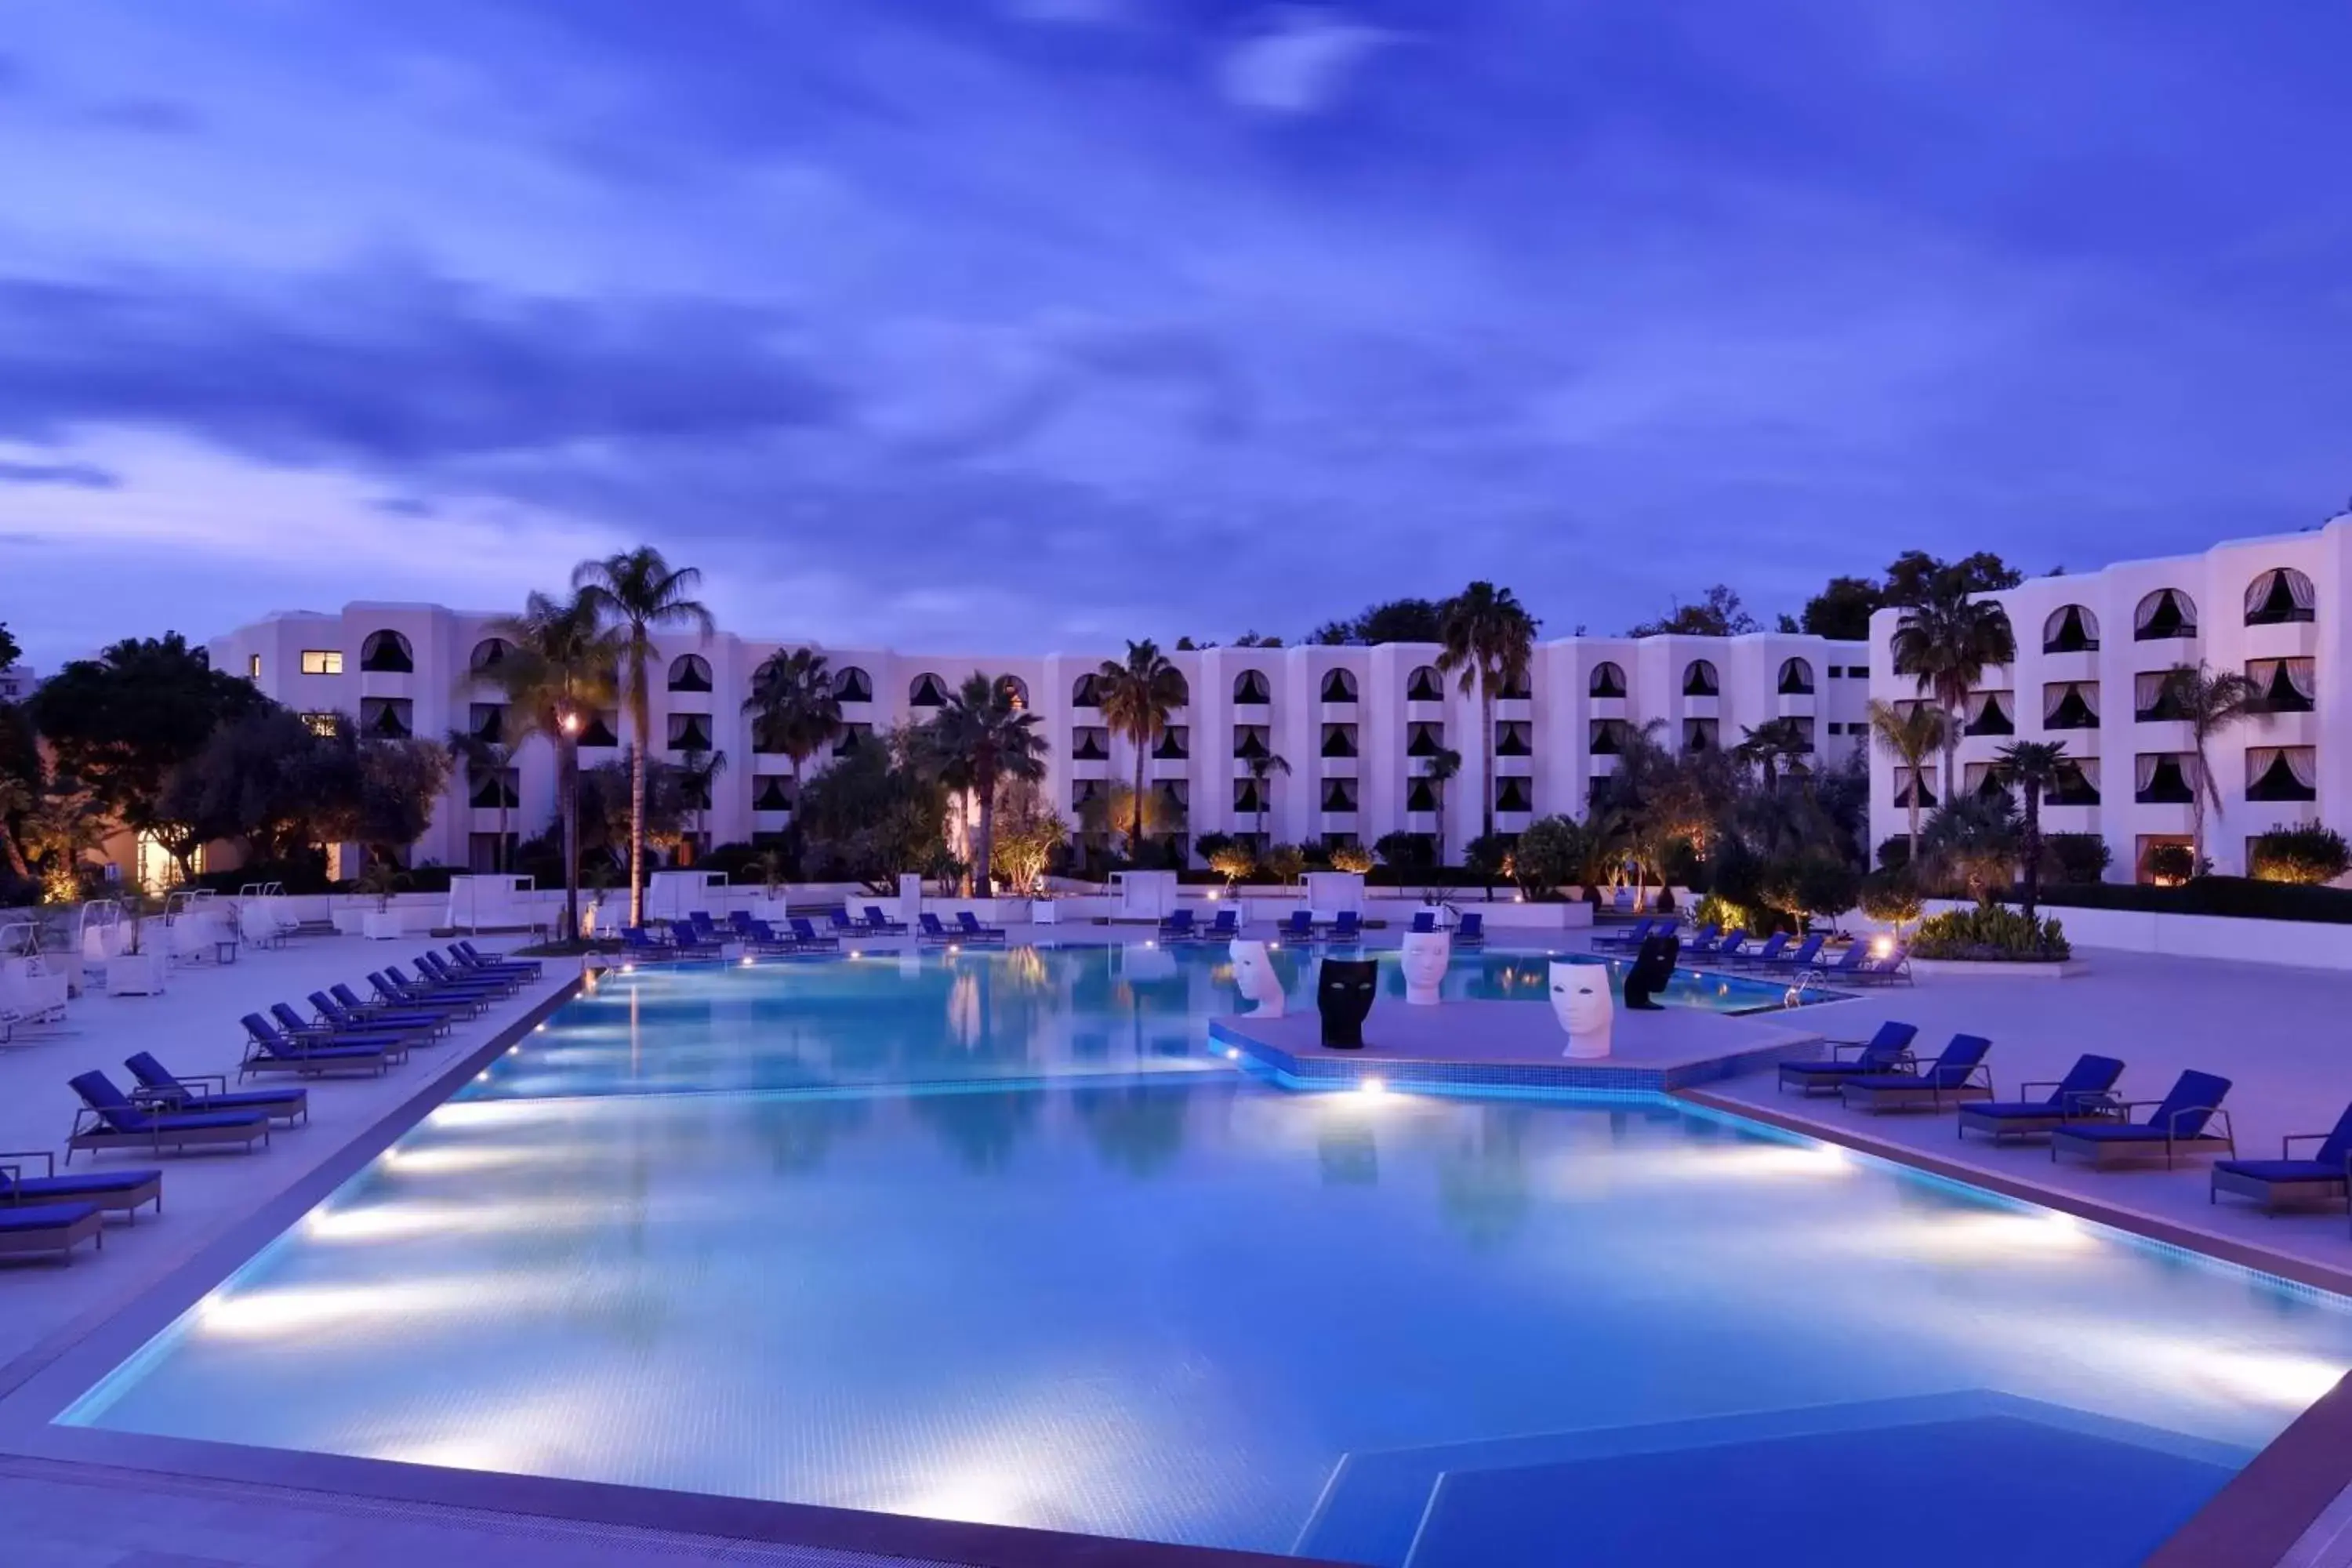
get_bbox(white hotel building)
[1866,517,2352,880]
[208,608,1869,873]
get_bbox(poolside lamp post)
[561,706,585,940]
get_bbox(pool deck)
[1210,998,1825,1093]
[9,920,2352,1564]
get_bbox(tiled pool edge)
[1681,1086,2352,1568]
[1209,1017,1819,1094]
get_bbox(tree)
[1733,718,1811,792]
[1246,750,1291,845]
[1800,576,1882,641]
[25,633,270,877]
[1626,585,1758,637]
[485,590,621,940]
[445,728,515,872]
[0,622,18,670]
[989,777,1069,895]
[1882,550,2024,606]
[1080,781,1177,851]
[675,746,728,856]
[1919,794,2020,903]
[1867,699,1947,868]
[925,673,1049,895]
[1436,582,1539,841]
[0,771,32,881]
[742,646,844,813]
[2160,662,2263,873]
[1512,815,1593,897]
[1328,843,1375,874]
[356,738,453,866]
[1312,597,1445,645]
[794,727,949,891]
[1421,745,1461,866]
[1889,579,2015,803]
[1096,640,1185,857]
[158,706,362,868]
[1207,841,1260,885]
[572,546,715,926]
[1994,740,2069,920]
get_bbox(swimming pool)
[60,948,2351,1566]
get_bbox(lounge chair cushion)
[0,1201,98,1232]
[2212,1160,2347,1184]
[0,1170,159,1199]
[2059,1123,2193,1144]
[1963,1102,2076,1121]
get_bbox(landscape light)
[1871,935,1893,958]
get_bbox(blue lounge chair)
[1776,1022,1920,1096]
[1679,924,1723,955]
[828,907,858,935]
[1454,911,1486,949]
[419,952,521,993]
[240,1014,390,1080]
[1593,917,1656,953]
[67,1071,272,1163]
[452,941,540,980]
[367,970,487,1020]
[1847,942,1912,986]
[1199,908,1238,942]
[0,1149,161,1221]
[1706,931,1751,966]
[125,1051,308,1127]
[391,959,505,1000]
[1280,910,1314,942]
[917,913,957,946]
[790,916,841,952]
[453,937,532,967]
[1955,1054,2127,1143]
[1755,933,1827,973]
[340,980,469,1026]
[310,989,448,1040]
[1837,1034,1994,1113]
[1159,909,1199,942]
[862,906,909,935]
[2211,1102,2352,1212]
[740,918,795,955]
[1327,910,1363,944]
[956,910,1009,945]
[0,1196,103,1262]
[1726,932,1790,969]
[2051,1071,2234,1169]
[270,1003,417,1060]
[1409,909,1436,935]
[1819,942,1871,978]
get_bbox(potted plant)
[104,880,169,996]
[359,862,406,940]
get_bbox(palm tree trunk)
[1479,677,1496,841]
[1906,787,1921,869]
[629,676,648,926]
[975,761,996,898]
[496,789,509,876]
[1132,734,1147,859]
[2020,785,2042,921]
[560,737,581,940]
[1434,777,1446,868]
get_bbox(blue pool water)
[64,947,2352,1566]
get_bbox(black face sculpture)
[1623,934,1681,1011]
[1317,959,1379,1048]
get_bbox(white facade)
[0,663,34,703]
[207,604,1867,872]
[1867,518,2352,880]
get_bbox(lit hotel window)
[301,649,344,675]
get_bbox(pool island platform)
[1210,999,1831,1094]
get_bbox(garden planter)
[362,909,404,941]
[105,948,169,996]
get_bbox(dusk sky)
[4,2,2350,670]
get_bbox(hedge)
[1993,877,2352,927]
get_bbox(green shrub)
[1512,815,1588,898]
[2043,833,2111,885]
[1693,892,1752,933]
[2250,823,2351,886]
[1207,844,1259,885]
[1265,843,1308,884]
[1912,904,2071,961]
[1328,844,1376,875]
[1372,830,1431,870]
[1877,837,1911,872]
[1857,869,1922,927]
[2017,875,2352,925]
[2146,843,2196,884]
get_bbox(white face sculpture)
[1550,960,1613,1053]
[1399,932,1449,1004]
[1229,939,1284,1017]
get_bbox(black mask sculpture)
[1317,959,1379,1049]
[1623,934,1681,1011]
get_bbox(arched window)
[834,665,873,703]
[1682,659,1719,697]
[2245,568,2316,626]
[1777,658,1813,695]
[1072,672,1102,707]
[667,653,713,692]
[909,672,949,707]
[2133,589,2198,641]
[2042,605,2100,654]
[1588,662,1626,699]
[1320,668,1359,702]
[997,674,1029,710]
[1405,665,1444,702]
[1497,668,1532,700]
[1165,670,1190,706]
[468,637,512,675]
[1233,669,1271,704]
[359,629,413,673]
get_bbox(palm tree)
[485,590,620,941]
[1435,582,1540,841]
[1096,640,1185,860]
[676,746,728,859]
[1889,578,2015,804]
[927,673,1050,895]
[443,729,514,873]
[572,547,715,926]
[2161,662,2263,873]
[1733,718,1809,792]
[1247,750,1290,849]
[741,646,844,812]
[1423,745,1461,865]
[0,772,33,881]
[1994,739,2069,920]
[1867,699,1949,869]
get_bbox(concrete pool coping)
[4,939,2350,1568]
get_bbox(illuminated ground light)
[1224,1047,1240,1060]
[1359,1077,1388,1095]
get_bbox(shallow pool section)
[60,953,2349,1567]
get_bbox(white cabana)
[1110,869,1180,920]
[446,874,539,934]
[647,869,731,924]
